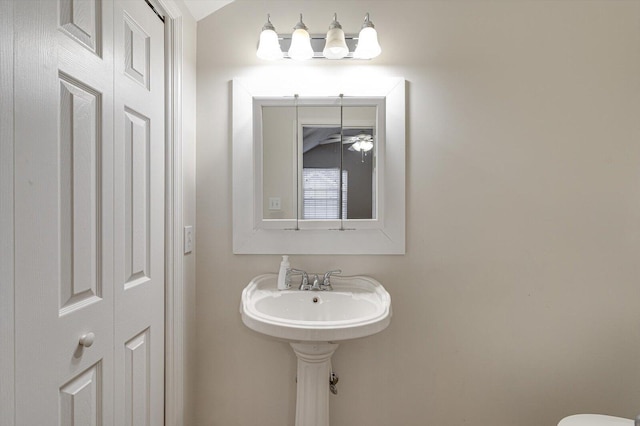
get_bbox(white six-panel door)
[13,1,165,424]
[113,1,165,425]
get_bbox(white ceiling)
[182,0,235,21]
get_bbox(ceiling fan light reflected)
[351,140,374,152]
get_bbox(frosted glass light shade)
[323,27,348,59]
[323,14,348,59]
[256,29,283,60]
[288,28,313,60]
[256,15,283,60]
[354,26,381,59]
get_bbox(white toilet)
[558,414,634,425]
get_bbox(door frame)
[0,1,188,424]
[157,1,188,424]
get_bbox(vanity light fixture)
[256,12,382,60]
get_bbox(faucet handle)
[322,269,341,289]
[299,272,310,290]
[287,268,309,290]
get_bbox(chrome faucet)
[311,274,322,291]
[285,268,342,291]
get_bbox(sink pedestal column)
[290,342,339,426]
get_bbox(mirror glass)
[262,106,296,220]
[261,104,377,223]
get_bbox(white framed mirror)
[232,77,405,254]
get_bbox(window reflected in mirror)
[302,126,374,220]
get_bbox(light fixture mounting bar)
[278,34,360,59]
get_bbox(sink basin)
[240,273,392,342]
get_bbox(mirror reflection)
[262,106,296,220]
[302,126,374,220]
[261,104,377,222]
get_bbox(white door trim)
[0,0,187,424]
[156,1,187,425]
[0,1,15,425]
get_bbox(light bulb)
[354,13,381,59]
[322,13,348,60]
[288,14,313,60]
[256,14,283,60]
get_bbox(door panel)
[123,13,151,89]
[59,0,102,55]
[124,329,151,426]
[14,1,114,424]
[59,362,103,426]
[58,73,103,314]
[123,107,151,289]
[113,1,165,425]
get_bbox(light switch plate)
[268,197,281,210]
[184,225,193,254]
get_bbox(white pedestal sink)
[558,415,633,426]
[240,274,392,426]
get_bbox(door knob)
[79,332,95,348]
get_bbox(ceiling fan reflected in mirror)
[309,126,375,163]
[318,133,374,150]
[346,133,374,152]
[346,133,373,162]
